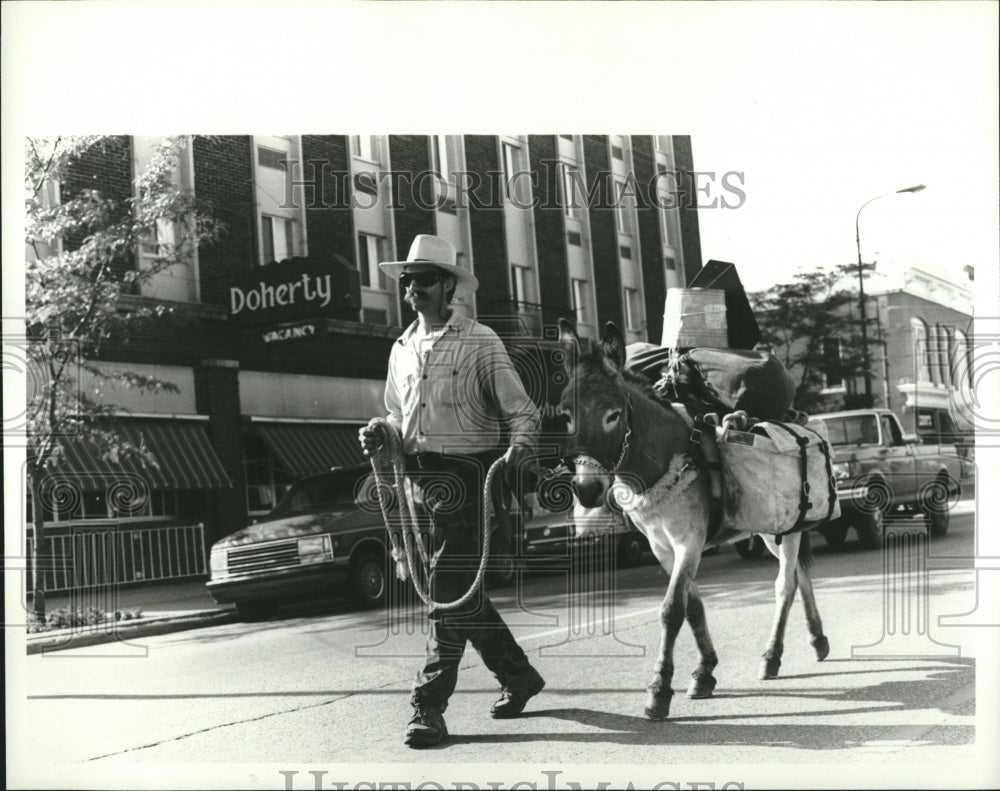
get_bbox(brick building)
[33,134,706,580]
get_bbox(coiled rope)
[366,417,505,611]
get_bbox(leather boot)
[490,665,545,718]
[405,703,448,748]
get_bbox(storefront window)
[243,431,293,516]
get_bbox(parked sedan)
[207,465,392,619]
[209,464,655,619]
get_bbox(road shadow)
[446,657,975,750]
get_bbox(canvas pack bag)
[625,343,797,421]
[714,417,841,536]
[662,347,797,421]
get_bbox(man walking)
[359,235,545,749]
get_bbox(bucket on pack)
[661,288,729,349]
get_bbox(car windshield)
[815,415,880,446]
[270,470,374,516]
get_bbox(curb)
[26,608,237,655]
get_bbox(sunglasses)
[398,271,443,289]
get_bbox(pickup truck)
[807,408,966,548]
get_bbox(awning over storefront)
[53,419,232,491]
[254,422,366,478]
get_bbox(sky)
[4,2,997,306]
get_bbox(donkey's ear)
[558,317,580,371]
[601,322,626,369]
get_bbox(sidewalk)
[24,577,234,655]
[39,575,227,616]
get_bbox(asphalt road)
[12,505,998,790]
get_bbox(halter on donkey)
[557,319,829,721]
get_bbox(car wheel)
[921,474,953,537]
[821,521,850,548]
[350,551,388,608]
[855,478,890,549]
[235,600,278,622]
[735,535,767,559]
[617,531,647,567]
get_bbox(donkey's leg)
[646,548,697,720]
[758,534,800,680]
[684,580,719,699]
[797,554,829,661]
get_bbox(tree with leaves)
[24,136,221,618]
[749,263,874,414]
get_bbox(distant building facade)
[823,264,974,443]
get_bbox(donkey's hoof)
[811,635,830,661]
[644,688,674,720]
[687,672,717,699]
[759,656,781,680]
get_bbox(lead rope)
[366,418,503,611]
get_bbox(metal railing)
[25,522,207,593]
[480,299,545,336]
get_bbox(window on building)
[952,329,970,389]
[823,336,844,388]
[560,163,580,219]
[624,287,642,331]
[351,135,377,162]
[571,278,590,327]
[254,136,306,267]
[910,318,931,382]
[244,432,293,516]
[132,136,198,301]
[430,135,466,207]
[433,135,451,180]
[261,215,295,264]
[501,140,532,206]
[357,233,387,291]
[936,325,954,388]
[613,178,631,234]
[511,263,530,306]
[659,190,678,246]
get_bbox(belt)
[405,449,501,470]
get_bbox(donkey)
[557,319,829,720]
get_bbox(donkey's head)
[557,318,630,508]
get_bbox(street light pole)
[854,184,925,407]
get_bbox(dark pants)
[405,450,534,712]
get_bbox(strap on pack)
[800,422,838,523]
[769,421,813,541]
[688,413,724,541]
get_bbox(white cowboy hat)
[379,234,479,293]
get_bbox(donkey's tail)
[798,528,815,572]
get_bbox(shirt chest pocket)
[428,370,461,405]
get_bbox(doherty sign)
[228,256,360,326]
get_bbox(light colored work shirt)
[384,312,540,455]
